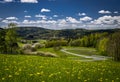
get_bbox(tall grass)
[0,54,120,82]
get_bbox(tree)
[0,29,7,53]
[107,32,120,61]
[5,23,19,54]
[97,38,109,56]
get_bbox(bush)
[22,44,36,53]
[32,43,45,49]
[35,51,57,57]
[22,44,32,50]
[70,39,81,46]
[45,40,67,48]
[53,46,62,51]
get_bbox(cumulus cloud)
[2,15,119,30]
[80,16,92,22]
[66,17,79,23]
[2,20,18,24]
[25,15,31,18]
[78,13,86,16]
[91,15,120,25]
[24,10,28,13]
[114,11,118,14]
[41,8,51,13]
[53,15,58,17]
[98,10,111,14]
[35,14,47,20]
[6,17,18,20]
[4,0,13,2]
[20,0,38,3]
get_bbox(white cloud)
[53,15,58,17]
[4,0,13,2]
[98,10,111,14]
[4,15,119,30]
[20,0,38,3]
[80,16,92,22]
[114,11,118,14]
[91,15,120,25]
[57,19,66,24]
[41,8,51,13]
[78,13,86,16]
[66,17,79,23]
[35,14,47,20]
[2,20,18,24]
[24,10,28,13]
[6,17,18,20]
[25,15,31,18]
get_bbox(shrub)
[22,44,32,50]
[45,40,67,48]
[32,43,45,49]
[36,51,57,57]
[70,39,81,46]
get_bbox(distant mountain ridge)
[16,27,120,40]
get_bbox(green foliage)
[70,32,108,48]
[5,23,19,54]
[107,31,120,61]
[97,38,109,56]
[70,39,81,46]
[0,23,19,54]
[32,43,45,49]
[0,30,7,53]
[45,40,67,48]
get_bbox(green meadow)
[0,52,120,82]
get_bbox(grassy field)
[0,54,120,82]
[65,47,99,56]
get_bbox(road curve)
[61,49,111,61]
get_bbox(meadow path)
[61,48,111,61]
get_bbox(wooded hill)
[16,27,120,40]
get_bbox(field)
[66,47,99,56]
[0,53,120,82]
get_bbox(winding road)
[61,49,111,61]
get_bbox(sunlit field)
[0,54,120,82]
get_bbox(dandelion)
[15,72,19,75]
[8,75,12,78]
[112,80,114,82]
[37,72,40,75]
[5,68,9,70]
[29,74,33,76]
[41,81,45,82]
[84,80,87,82]
[71,74,74,77]
[2,77,5,80]
[116,78,119,80]
[39,66,44,68]
[87,78,90,80]
[49,74,54,78]
[105,78,108,81]
[19,68,22,71]
[78,77,80,79]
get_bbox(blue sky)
[0,0,120,29]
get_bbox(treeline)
[16,27,119,40]
[70,31,120,61]
[70,32,108,47]
[0,23,19,54]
